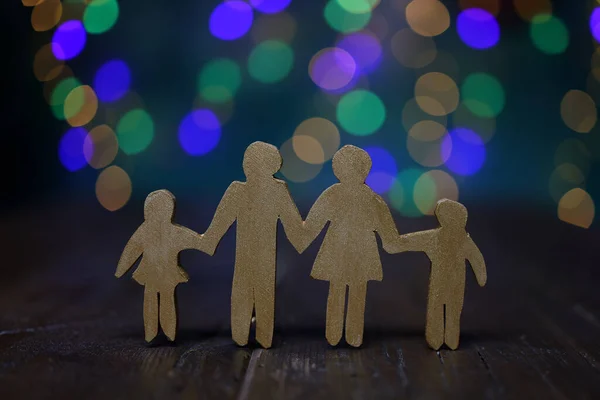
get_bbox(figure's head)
[435,199,467,228]
[242,141,282,180]
[144,190,175,221]
[332,145,372,184]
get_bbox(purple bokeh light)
[179,109,222,156]
[250,0,291,14]
[309,48,357,92]
[59,127,88,172]
[365,146,398,194]
[94,60,131,103]
[456,8,499,50]
[441,128,486,176]
[209,1,254,41]
[52,21,87,60]
[591,8,600,42]
[337,32,382,75]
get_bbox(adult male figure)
[202,141,304,348]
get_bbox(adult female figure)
[301,145,399,347]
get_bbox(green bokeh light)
[198,59,242,104]
[51,77,82,120]
[413,172,438,215]
[336,90,386,136]
[116,109,154,155]
[530,14,569,55]
[324,0,371,33]
[336,0,377,14]
[63,86,86,121]
[83,0,120,35]
[461,73,505,118]
[248,40,294,84]
[388,169,425,217]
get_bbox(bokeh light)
[549,163,586,203]
[365,147,397,194]
[83,125,119,169]
[59,127,88,172]
[324,0,371,33]
[50,77,82,120]
[22,0,44,6]
[31,0,62,32]
[391,28,437,69]
[513,0,552,22]
[442,128,486,176]
[209,1,254,40]
[457,8,500,50]
[458,0,499,16]
[248,40,294,83]
[103,91,146,128]
[555,139,591,176]
[292,117,340,163]
[461,73,505,118]
[33,44,64,82]
[407,122,449,167]
[116,109,154,155]
[251,12,297,43]
[83,0,119,34]
[250,0,291,14]
[94,60,131,103]
[193,97,235,126]
[178,109,221,156]
[52,20,87,60]
[337,0,380,14]
[560,90,597,134]
[415,170,459,215]
[402,97,447,132]
[409,120,447,142]
[336,90,385,136]
[43,66,74,104]
[530,14,569,55]
[64,85,98,127]
[309,47,357,91]
[336,31,382,75]
[452,102,496,143]
[367,11,388,40]
[198,59,242,104]
[96,166,132,212]
[389,168,426,217]
[280,138,323,183]
[406,0,450,37]
[558,188,595,229]
[591,8,600,43]
[415,72,459,116]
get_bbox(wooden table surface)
[1,199,599,399]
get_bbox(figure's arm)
[391,230,435,254]
[277,181,305,253]
[175,225,209,254]
[299,189,332,253]
[374,194,400,253]
[202,182,242,255]
[115,225,145,278]
[464,235,487,286]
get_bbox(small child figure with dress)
[115,190,209,342]
[389,199,487,350]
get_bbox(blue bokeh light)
[179,109,222,156]
[365,146,398,194]
[337,32,382,76]
[250,0,291,14]
[457,8,499,50]
[94,60,131,103]
[591,8,600,42]
[442,128,486,176]
[59,127,88,172]
[209,1,254,41]
[52,20,87,60]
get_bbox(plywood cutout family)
[115,142,487,351]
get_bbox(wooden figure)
[299,145,400,347]
[202,141,305,349]
[389,199,487,350]
[115,190,209,342]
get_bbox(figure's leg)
[326,282,346,346]
[231,274,254,346]
[254,278,275,349]
[425,294,444,350]
[345,282,367,347]
[159,286,178,341]
[444,297,464,350]
[143,286,159,342]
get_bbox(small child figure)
[390,199,487,350]
[115,190,209,343]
